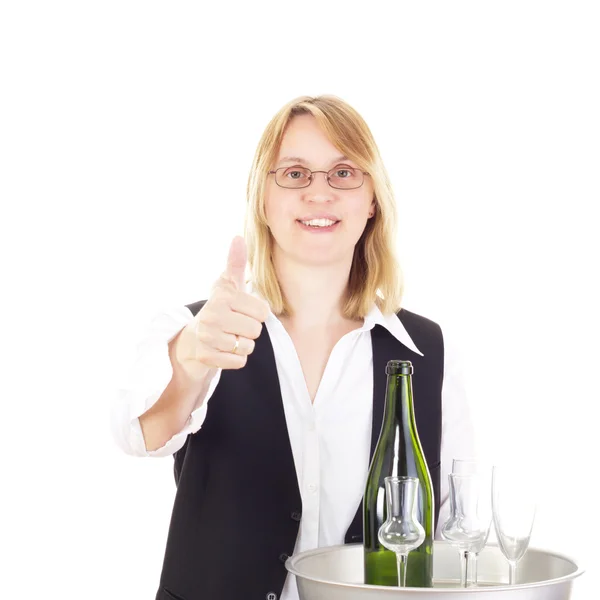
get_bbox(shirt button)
[266,593,277,600]
[307,483,318,493]
[290,511,302,521]
[279,552,290,563]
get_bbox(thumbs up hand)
[173,236,270,380]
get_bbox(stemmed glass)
[378,476,426,587]
[441,472,492,587]
[450,459,490,585]
[492,465,536,584]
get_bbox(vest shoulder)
[396,307,443,344]
[397,307,440,329]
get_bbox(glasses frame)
[267,165,371,190]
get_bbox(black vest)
[155,301,444,600]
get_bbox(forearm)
[139,333,216,452]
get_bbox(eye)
[283,167,310,180]
[331,165,357,178]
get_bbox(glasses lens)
[328,166,363,189]
[276,166,312,188]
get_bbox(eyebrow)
[276,155,351,167]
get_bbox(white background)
[1,1,598,598]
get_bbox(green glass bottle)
[363,360,434,587]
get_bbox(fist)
[173,236,270,380]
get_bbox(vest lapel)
[251,324,302,503]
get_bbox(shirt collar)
[361,303,424,357]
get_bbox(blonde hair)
[244,94,404,320]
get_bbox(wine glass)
[378,476,426,587]
[441,473,492,587]
[492,465,536,584]
[451,458,490,584]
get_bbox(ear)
[368,198,376,218]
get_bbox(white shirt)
[111,302,476,600]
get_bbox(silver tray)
[285,541,584,599]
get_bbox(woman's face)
[264,114,375,267]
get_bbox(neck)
[273,251,357,329]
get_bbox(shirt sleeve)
[435,324,478,539]
[110,305,222,458]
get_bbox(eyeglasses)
[268,165,370,190]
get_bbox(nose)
[304,171,335,200]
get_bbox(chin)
[271,228,359,267]
[290,243,350,267]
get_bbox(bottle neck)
[382,373,417,433]
[381,373,419,475]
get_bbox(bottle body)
[363,360,435,587]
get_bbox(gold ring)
[232,335,240,354]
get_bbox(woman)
[111,95,475,600]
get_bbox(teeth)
[300,218,336,228]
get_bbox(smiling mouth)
[296,218,340,228]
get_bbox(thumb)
[224,235,247,291]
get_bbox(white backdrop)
[1,1,598,599]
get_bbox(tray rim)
[285,541,586,594]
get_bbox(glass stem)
[468,552,478,586]
[396,553,408,587]
[459,550,469,588]
[509,560,518,585]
